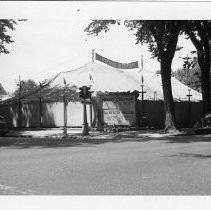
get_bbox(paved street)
[1,134,211,195]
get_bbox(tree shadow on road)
[164,134,211,143]
[168,153,211,159]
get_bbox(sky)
[0,1,210,93]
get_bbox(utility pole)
[187,89,192,127]
[182,54,191,86]
[63,78,68,138]
[141,54,144,71]
[141,42,144,71]
[92,49,95,62]
[140,75,146,127]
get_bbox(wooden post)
[63,78,67,138]
[139,81,146,127]
[63,94,67,137]
[18,75,22,128]
[141,85,146,113]
[154,91,157,101]
[187,89,192,127]
[39,82,42,128]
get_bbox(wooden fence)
[0,99,203,128]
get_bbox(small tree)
[174,55,201,92]
[174,67,201,92]
[14,79,39,96]
[0,83,7,95]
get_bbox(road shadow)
[164,134,211,143]
[168,153,211,159]
[0,136,150,149]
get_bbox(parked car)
[0,115,8,136]
[193,113,211,134]
[194,112,211,128]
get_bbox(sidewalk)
[5,127,197,140]
[1,128,211,147]
[7,128,84,138]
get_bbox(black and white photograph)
[0,2,211,208]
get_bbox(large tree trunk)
[198,51,211,115]
[151,22,180,133]
[160,58,178,132]
[188,25,211,116]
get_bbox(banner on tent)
[95,53,139,69]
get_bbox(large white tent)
[47,61,202,102]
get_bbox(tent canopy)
[2,61,202,103]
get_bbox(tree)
[85,20,183,132]
[174,56,201,92]
[0,19,19,54]
[174,66,201,92]
[0,83,7,95]
[183,20,211,114]
[14,79,39,96]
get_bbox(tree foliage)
[85,20,120,36]
[182,20,211,114]
[0,19,18,54]
[174,67,201,92]
[174,56,201,92]
[124,20,184,60]
[14,79,39,96]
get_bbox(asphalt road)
[1,135,211,195]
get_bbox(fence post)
[63,94,67,137]
[154,91,157,101]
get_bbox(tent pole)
[92,49,95,62]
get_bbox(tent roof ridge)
[60,62,93,74]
